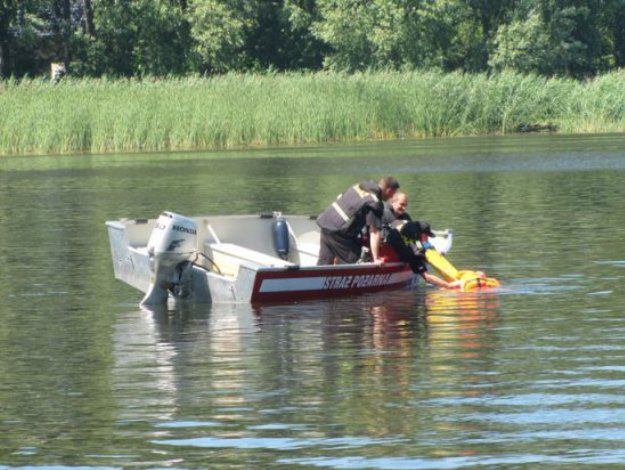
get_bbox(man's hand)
[447,279,464,289]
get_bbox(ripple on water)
[278,449,625,468]
[595,260,625,267]
[450,407,625,426]
[152,435,407,450]
[155,420,221,428]
[426,392,625,407]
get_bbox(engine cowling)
[141,212,198,306]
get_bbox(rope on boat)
[193,252,222,275]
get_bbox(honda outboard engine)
[141,212,198,306]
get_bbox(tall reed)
[1,70,625,156]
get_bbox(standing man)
[316,176,400,265]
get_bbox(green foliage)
[603,0,625,67]
[73,0,193,77]
[490,0,611,77]
[312,0,376,71]
[0,0,34,77]
[189,0,256,73]
[189,0,323,73]
[2,71,625,156]
[428,0,486,72]
[1,0,625,78]
[490,9,553,74]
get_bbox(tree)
[464,0,515,69]
[245,0,324,70]
[1,0,623,78]
[189,0,323,73]
[416,0,483,72]
[489,9,554,74]
[313,0,375,71]
[72,0,192,76]
[189,0,257,73]
[281,0,326,69]
[0,0,18,77]
[310,0,516,73]
[82,0,94,36]
[602,0,625,67]
[312,0,424,71]
[490,0,609,76]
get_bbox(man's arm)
[370,225,382,263]
[422,272,463,289]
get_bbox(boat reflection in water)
[113,309,180,423]
[422,289,501,402]
[425,289,501,360]
[363,288,501,398]
[118,288,500,460]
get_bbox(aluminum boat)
[105,211,453,306]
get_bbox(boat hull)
[106,213,436,305]
[250,263,415,303]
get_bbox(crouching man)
[386,220,463,289]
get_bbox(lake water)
[1,134,625,468]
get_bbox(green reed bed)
[1,70,625,156]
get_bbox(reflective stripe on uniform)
[352,184,379,202]
[393,220,408,231]
[332,201,350,222]
[316,181,381,233]
[390,220,413,245]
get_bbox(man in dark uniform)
[316,176,399,265]
[386,220,462,289]
[382,191,412,224]
[361,191,411,262]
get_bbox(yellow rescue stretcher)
[425,248,500,292]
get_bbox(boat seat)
[295,242,319,257]
[206,243,294,276]
[291,230,320,266]
[129,246,150,257]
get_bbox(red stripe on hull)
[250,263,415,303]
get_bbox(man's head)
[390,192,408,216]
[401,220,435,242]
[378,176,400,201]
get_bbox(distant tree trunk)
[83,0,95,36]
[614,10,625,67]
[49,0,73,68]
[0,41,5,78]
[0,3,14,78]
[61,0,71,67]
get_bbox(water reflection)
[4,134,625,467]
[426,290,500,363]
[114,309,179,423]
[126,287,503,464]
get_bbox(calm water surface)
[1,134,625,468]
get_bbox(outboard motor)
[141,212,198,306]
[272,212,290,260]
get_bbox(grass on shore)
[1,70,625,156]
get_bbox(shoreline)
[4,132,625,163]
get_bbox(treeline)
[1,0,625,79]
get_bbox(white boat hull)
[106,213,451,304]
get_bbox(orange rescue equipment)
[424,248,500,292]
